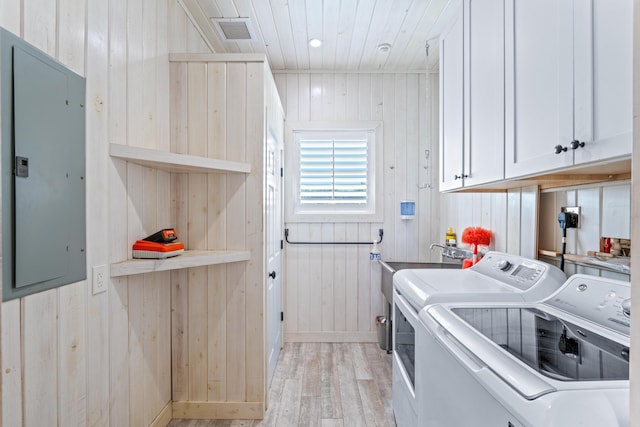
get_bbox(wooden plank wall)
[274,71,541,341]
[169,57,282,417]
[0,1,210,426]
[274,72,441,341]
[438,186,537,258]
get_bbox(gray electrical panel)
[1,28,86,300]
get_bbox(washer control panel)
[472,252,565,294]
[546,274,631,335]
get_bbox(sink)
[378,260,461,304]
[375,260,461,353]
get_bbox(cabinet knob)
[570,140,585,150]
[269,271,277,279]
[554,145,568,154]
[454,174,468,180]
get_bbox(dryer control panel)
[546,274,631,335]
[471,252,566,299]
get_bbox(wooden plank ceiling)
[179,0,455,71]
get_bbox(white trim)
[285,331,378,343]
[148,402,172,427]
[285,121,384,223]
[272,69,427,75]
[172,401,264,420]
[168,52,268,63]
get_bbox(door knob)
[454,174,468,180]
[269,271,276,279]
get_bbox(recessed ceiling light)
[309,38,322,48]
[377,43,392,53]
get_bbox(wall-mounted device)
[1,28,86,300]
[400,201,415,220]
[560,206,581,228]
[557,209,579,271]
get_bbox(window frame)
[285,121,383,223]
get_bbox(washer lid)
[393,268,517,311]
[392,252,566,311]
[450,306,629,382]
[424,304,629,400]
[426,305,557,400]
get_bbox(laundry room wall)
[438,188,538,258]
[274,71,442,341]
[0,1,210,426]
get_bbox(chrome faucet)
[430,243,473,260]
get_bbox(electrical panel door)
[1,28,86,300]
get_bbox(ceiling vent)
[211,17,257,42]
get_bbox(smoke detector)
[211,17,257,42]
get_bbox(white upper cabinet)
[464,0,505,188]
[439,3,465,191]
[439,0,505,192]
[504,0,574,178]
[505,0,632,179]
[573,0,632,164]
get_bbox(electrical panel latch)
[15,156,28,177]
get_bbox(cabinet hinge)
[280,167,283,177]
[280,239,284,250]
[280,312,284,322]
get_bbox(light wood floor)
[169,342,396,427]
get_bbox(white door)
[504,0,574,178]
[266,129,283,387]
[573,0,632,164]
[438,3,465,191]
[465,0,505,187]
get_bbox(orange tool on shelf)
[143,228,178,243]
[132,228,184,259]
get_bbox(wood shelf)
[110,250,251,277]
[109,143,251,174]
[538,250,630,275]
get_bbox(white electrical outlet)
[92,264,108,295]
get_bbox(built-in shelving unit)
[109,143,251,174]
[109,143,252,277]
[110,250,251,277]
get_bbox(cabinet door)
[438,4,465,191]
[464,0,505,187]
[505,0,574,178]
[573,0,632,164]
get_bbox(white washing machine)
[418,274,630,426]
[392,252,566,427]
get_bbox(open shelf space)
[538,250,630,276]
[110,250,251,277]
[110,143,251,174]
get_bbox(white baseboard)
[172,401,264,420]
[285,331,377,343]
[149,402,172,427]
